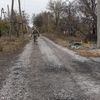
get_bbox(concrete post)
[97,0,100,48]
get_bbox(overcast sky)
[1,0,49,14]
[1,0,73,26]
[1,0,49,25]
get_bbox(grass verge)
[43,33,100,57]
[0,36,29,54]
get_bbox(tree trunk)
[97,0,100,48]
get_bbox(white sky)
[1,0,73,26]
[1,0,49,14]
[1,0,49,25]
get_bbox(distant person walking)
[32,27,39,43]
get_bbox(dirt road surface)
[0,36,100,100]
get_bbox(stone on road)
[0,37,100,100]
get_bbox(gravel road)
[0,37,100,100]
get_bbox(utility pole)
[11,0,14,19]
[18,0,23,35]
[10,0,14,36]
[18,0,22,16]
[7,5,10,18]
[10,0,23,37]
[97,0,100,48]
[7,5,11,36]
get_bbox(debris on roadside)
[69,42,83,50]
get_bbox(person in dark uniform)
[32,27,39,43]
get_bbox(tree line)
[0,3,29,38]
[33,0,97,43]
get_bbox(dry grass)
[43,33,100,57]
[0,36,29,53]
[76,50,100,57]
[43,33,68,47]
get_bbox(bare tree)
[62,1,78,35]
[79,0,97,41]
[48,0,66,27]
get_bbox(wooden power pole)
[18,0,22,16]
[10,0,14,35]
[10,0,23,36]
[18,0,24,35]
